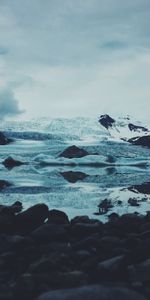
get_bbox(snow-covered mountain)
[99,114,150,141]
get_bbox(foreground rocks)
[0,203,150,299]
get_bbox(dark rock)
[59,145,89,159]
[128,123,148,132]
[37,284,147,300]
[15,204,49,233]
[99,114,115,129]
[98,199,113,214]
[128,135,150,148]
[128,259,150,283]
[31,224,68,243]
[71,223,100,237]
[71,216,91,225]
[0,132,12,145]
[60,171,88,183]
[97,255,126,280]
[0,180,12,190]
[48,209,69,225]
[2,156,25,169]
[128,182,150,194]
[128,198,140,207]
[0,201,22,215]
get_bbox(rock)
[59,145,89,159]
[0,201,22,215]
[15,204,49,233]
[71,223,100,237]
[98,199,113,214]
[99,114,115,129]
[128,198,140,207]
[0,132,12,145]
[48,209,69,225]
[128,123,148,132]
[128,259,150,283]
[60,171,88,183]
[0,180,12,190]
[128,182,150,194]
[36,284,147,300]
[31,224,68,243]
[2,156,25,169]
[71,216,91,225]
[128,136,150,148]
[97,255,126,280]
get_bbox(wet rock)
[98,199,113,214]
[97,255,126,280]
[71,216,91,225]
[48,209,69,225]
[128,259,150,283]
[60,171,88,183]
[0,180,12,190]
[31,224,68,243]
[59,145,89,159]
[128,123,148,132]
[99,114,115,129]
[128,135,150,148]
[37,284,147,300]
[3,156,25,169]
[16,204,49,233]
[0,132,12,145]
[128,198,140,207]
[71,223,100,237]
[0,201,22,215]
[128,182,150,194]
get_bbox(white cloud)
[0,0,150,119]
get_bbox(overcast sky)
[0,0,150,120]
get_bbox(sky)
[0,0,150,120]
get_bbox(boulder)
[128,259,150,283]
[31,224,68,243]
[0,180,12,190]
[60,171,88,183]
[48,209,69,225]
[3,156,25,169]
[128,136,150,148]
[0,132,12,145]
[15,204,49,233]
[0,201,22,214]
[59,145,89,159]
[99,114,115,129]
[128,182,150,194]
[97,255,126,280]
[36,284,147,300]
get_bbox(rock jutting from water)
[0,202,150,299]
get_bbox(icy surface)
[0,117,150,220]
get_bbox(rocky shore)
[0,202,150,300]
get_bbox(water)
[0,117,150,221]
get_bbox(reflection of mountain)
[60,171,88,183]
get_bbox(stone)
[128,259,150,283]
[15,204,49,233]
[99,114,115,129]
[36,284,147,300]
[59,145,89,159]
[128,136,150,148]
[0,132,12,145]
[31,224,68,243]
[3,156,25,169]
[48,209,69,225]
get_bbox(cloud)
[0,88,24,119]
[0,0,150,119]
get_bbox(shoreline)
[0,202,150,299]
